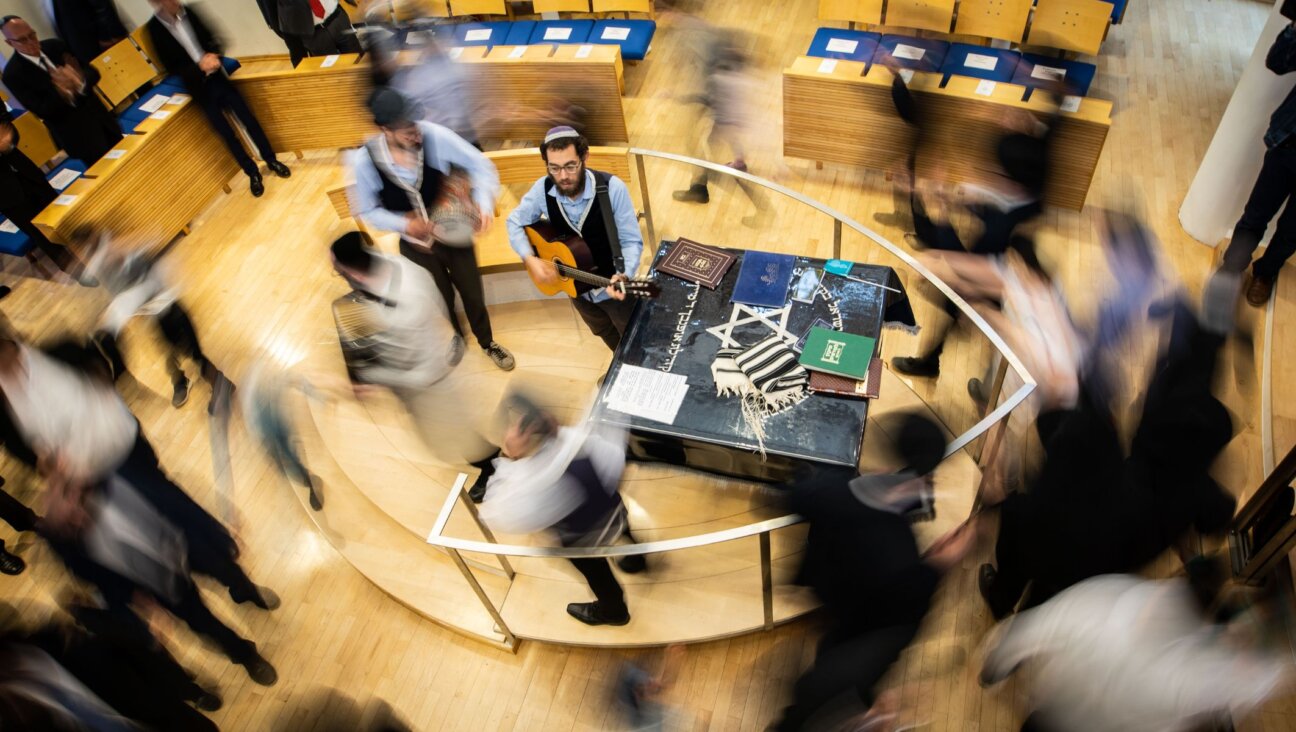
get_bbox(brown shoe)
[1246,273,1274,307]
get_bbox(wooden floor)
[3,0,1295,729]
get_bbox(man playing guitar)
[506,127,645,351]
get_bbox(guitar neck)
[555,262,616,289]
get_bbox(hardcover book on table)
[657,238,736,289]
[730,251,796,308]
[797,326,876,379]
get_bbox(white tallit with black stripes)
[710,335,809,454]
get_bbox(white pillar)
[1180,4,1296,247]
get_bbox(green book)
[797,327,876,379]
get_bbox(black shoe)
[0,545,25,576]
[468,472,488,503]
[672,184,709,204]
[249,174,265,197]
[240,654,278,686]
[193,690,223,712]
[892,355,940,377]
[171,377,190,408]
[978,563,1009,620]
[231,585,280,610]
[566,602,630,626]
[307,481,324,511]
[0,285,10,300]
[266,160,291,178]
[616,554,647,574]
[967,377,987,406]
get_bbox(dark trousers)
[567,556,627,614]
[197,76,279,178]
[0,480,37,533]
[156,303,213,385]
[774,621,922,731]
[3,207,78,272]
[1222,145,1296,280]
[283,7,361,67]
[161,580,257,664]
[571,295,636,352]
[399,240,493,348]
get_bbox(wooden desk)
[782,56,1111,210]
[233,53,374,152]
[33,98,237,247]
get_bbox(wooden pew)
[32,95,238,247]
[233,53,375,153]
[781,56,1111,210]
[327,146,637,273]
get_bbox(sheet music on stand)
[605,365,689,425]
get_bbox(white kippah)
[544,126,580,144]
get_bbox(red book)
[657,238,737,289]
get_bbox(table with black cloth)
[592,240,914,483]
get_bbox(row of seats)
[436,18,656,60]
[0,149,87,262]
[115,57,241,134]
[808,29,1095,97]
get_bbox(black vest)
[543,170,619,278]
[369,143,445,216]
[554,456,623,538]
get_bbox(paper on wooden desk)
[47,168,81,190]
[1060,95,1082,113]
[138,94,169,113]
[508,46,527,59]
[166,93,190,105]
[149,110,171,120]
[817,58,838,74]
[575,44,593,58]
[321,54,339,68]
[606,365,689,426]
[449,47,464,59]
[899,69,914,84]
[104,149,127,160]
[55,194,77,206]
[975,80,996,97]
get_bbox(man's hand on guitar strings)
[606,273,629,301]
[525,256,560,286]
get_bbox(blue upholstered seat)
[1010,53,1097,97]
[940,43,1021,85]
[807,28,881,64]
[0,222,32,257]
[1102,0,1128,23]
[529,20,594,46]
[451,21,514,47]
[590,20,656,61]
[873,35,949,73]
[503,21,537,46]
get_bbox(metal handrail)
[425,148,1036,558]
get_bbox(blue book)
[730,251,796,308]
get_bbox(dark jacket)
[144,4,225,98]
[255,0,318,38]
[1264,25,1296,149]
[0,113,59,222]
[1,38,120,163]
[51,0,129,66]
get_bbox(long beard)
[555,171,586,197]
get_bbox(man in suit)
[1,15,121,165]
[0,111,94,283]
[145,0,290,197]
[49,0,129,66]
[255,0,360,67]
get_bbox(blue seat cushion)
[504,20,537,46]
[940,44,1020,84]
[874,35,948,73]
[452,21,514,47]
[1101,0,1127,23]
[590,20,655,61]
[221,56,241,75]
[46,158,85,192]
[529,20,594,45]
[118,116,142,134]
[1011,54,1096,97]
[0,221,32,256]
[807,28,880,64]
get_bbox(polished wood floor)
[3,0,1295,729]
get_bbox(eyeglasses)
[546,162,582,176]
[6,31,37,44]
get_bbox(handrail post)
[458,485,516,580]
[447,547,519,652]
[634,153,658,257]
[832,219,842,260]
[973,357,1010,463]
[760,531,774,630]
[1229,444,1296,583]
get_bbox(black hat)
[331,231,375,272]
[369,87,414,128]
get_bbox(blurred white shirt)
[359,253,459,390]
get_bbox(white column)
[1180,4,1296,247]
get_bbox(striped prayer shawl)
[710,337,809,455]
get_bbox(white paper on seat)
[575,44,593,58]
[0,220,18,234]
[606,365,689,425]
[892,44,925,61]
[825,38,858,54]
[48,168,81,190]
[601,26,630,40]
[964,53,999,71]
[465,29,491,41]
[449,47,464,59]
[899,69,915,84]
[104,149,127,160]
[975,79,997,96]
[165,94,189,105]
[149,110,171,120]
[321,54,339,68]
[817,58,838,74]
[508,46,527,58]
[1032,65,1066,81]
[1061,95,1082,113]
[55,194,77,206]
[544,27,572,40]
[138,95,169,113]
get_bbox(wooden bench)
[327,146,638,273]
[781,56,1111,210]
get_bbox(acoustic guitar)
[524,221,660,300]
